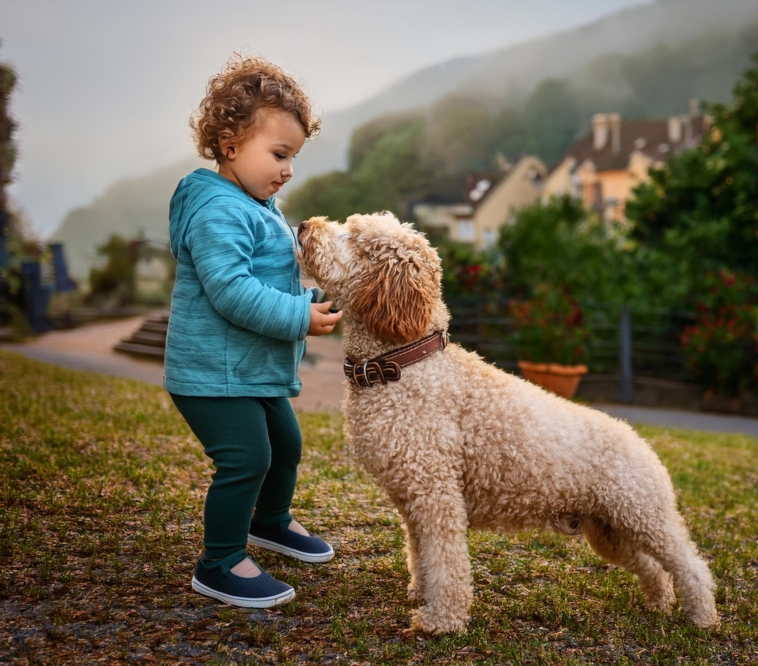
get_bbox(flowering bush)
[438,242,503,296]
[680,270,758,395]
[509,287,590,365]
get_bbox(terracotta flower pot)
[517,360,588,399]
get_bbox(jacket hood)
[168,168,275,257]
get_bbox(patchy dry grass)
[1,348,757,665]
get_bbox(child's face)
[219,109,307,200]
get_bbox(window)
[457,219,476,242]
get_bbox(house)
[414,156,547,249]
[412,200,475,243]
[543,103,706,221]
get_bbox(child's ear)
[219,135,236,160]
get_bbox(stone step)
[114,341,165,359]
[127,331,167,347]
[141,321,168,334]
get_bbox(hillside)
[293,0,758,182]
[51,157,205,279]
[568,22,758,118]
[51,0,758,279]
[283,19,758,222]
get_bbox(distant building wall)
[543,108,705,220]
[472,157,546,249]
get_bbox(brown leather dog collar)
[343,330,448,388]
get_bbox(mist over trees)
[283,19,758,223]
[49,3,758,281]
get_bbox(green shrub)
[680,269,758,394]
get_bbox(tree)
[626,56,758,304]
[284,117,435,222]
[0,54,16,218]
[88,235,139,305]
[497,195,639,304]
[348,112,420,170]
[523,79,583,168]
[423,95,493,172]
[280,171,363,223]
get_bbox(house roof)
[561,116,706,172]
[464,170,505,207]
[464,157,545,210]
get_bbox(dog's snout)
[298,221,308,236]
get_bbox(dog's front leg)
[390,499,425,605]
[404,490,473,634]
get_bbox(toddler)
[164,55,342,608]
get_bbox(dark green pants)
[170,394,302,562]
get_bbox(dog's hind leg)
[582,516,676,613]
[405,490,473,634]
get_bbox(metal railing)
[446,296,699,387]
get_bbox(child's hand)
[308,301,342,336]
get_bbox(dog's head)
[298,212,443,345]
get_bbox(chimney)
[593,113,621,152]
[668,116,682,143]
[608,113,621,154]
[593,114,609,150]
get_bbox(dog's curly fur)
[298,212,719,634]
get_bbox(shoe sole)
[247,534,335,563]
[191,577,295,608]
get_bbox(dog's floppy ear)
[351,234,440,344]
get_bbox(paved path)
[2,317,165,384]
[1,315,344,412]
[3,317,758,437]
[592,404,758,438]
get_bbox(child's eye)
[274,152,286,160]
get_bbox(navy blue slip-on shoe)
[191,558,295,608]
[247,521,335,563]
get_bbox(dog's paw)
[407,582,425,606]
[641,572,676,613]
[686,601,720,630]
[691,607,720,630]
[643,585,676,614]
[411,605,469,635]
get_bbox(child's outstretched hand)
[308,301,342,336]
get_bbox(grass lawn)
[1,349,757,665]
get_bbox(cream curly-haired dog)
[297,211,719,634]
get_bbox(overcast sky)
[2,0,647,237]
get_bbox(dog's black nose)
[298,221,308,236]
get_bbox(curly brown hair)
[190,54,321,162]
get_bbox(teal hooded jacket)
[163,168,313,397]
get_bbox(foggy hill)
[51,157,205,279]
[52,0,758,279]
[293,0,758,182]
